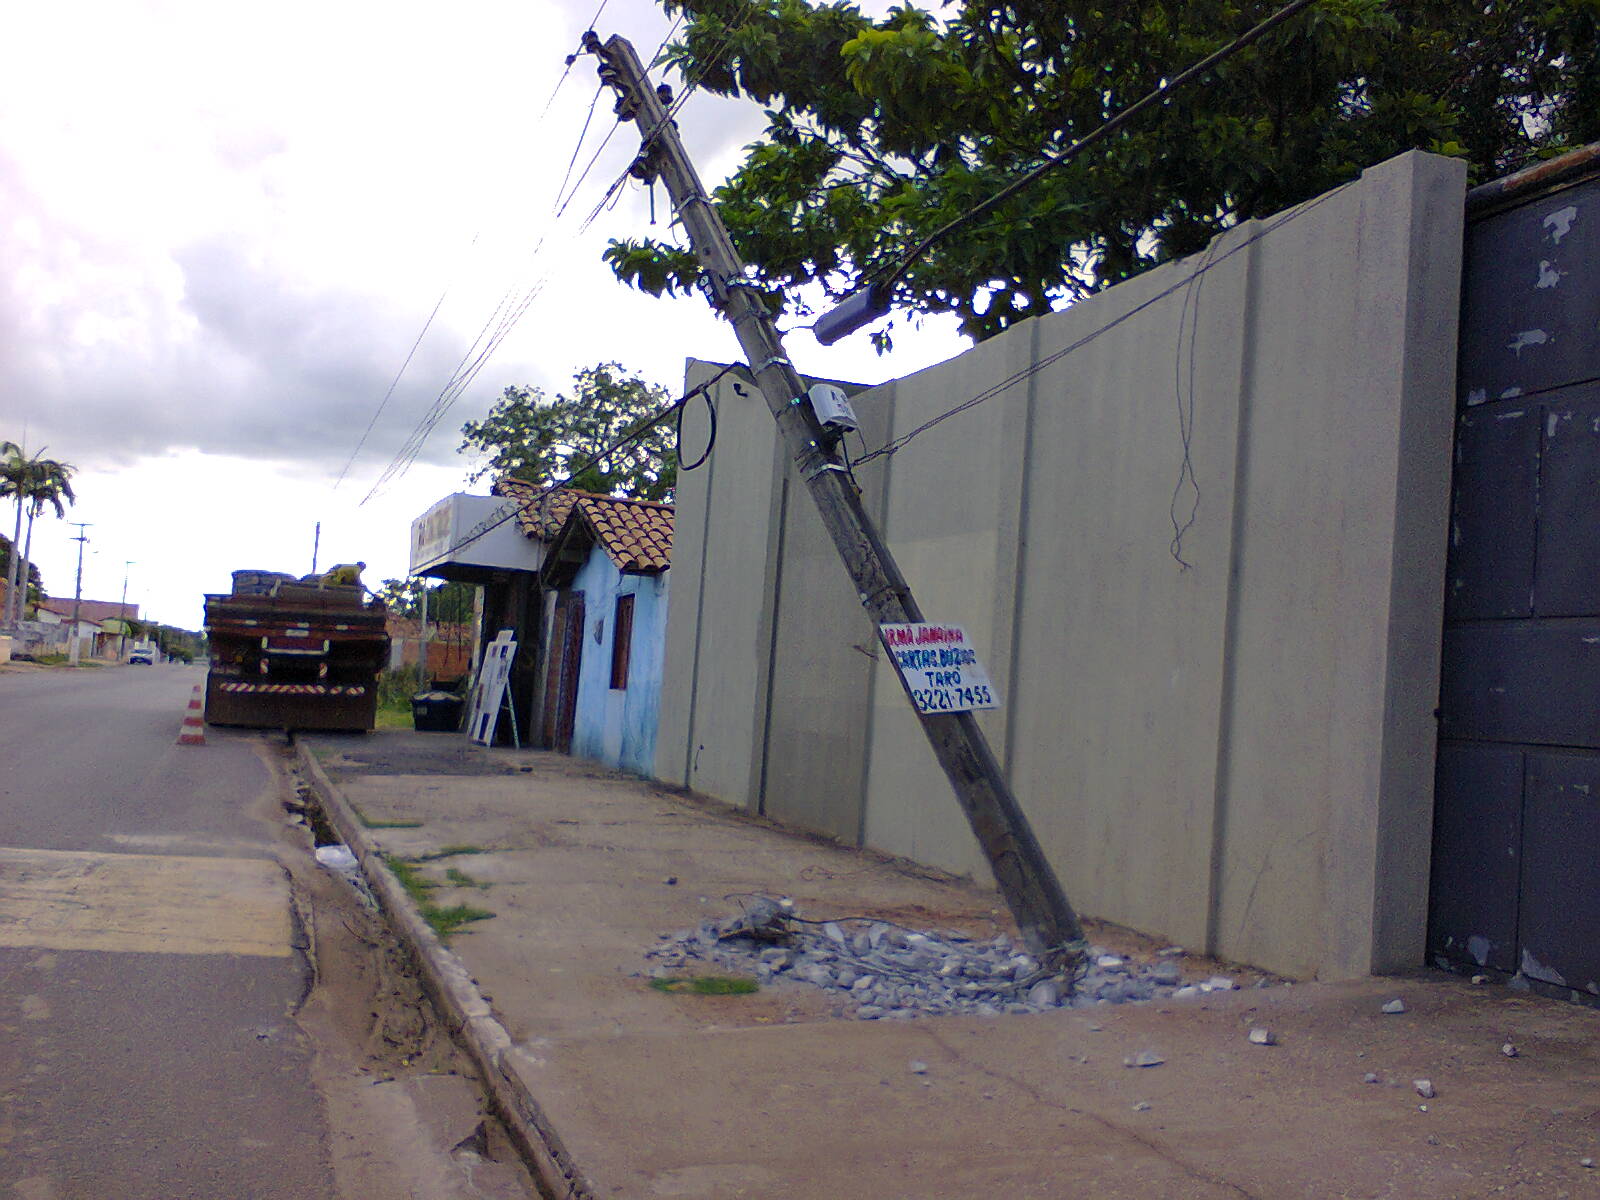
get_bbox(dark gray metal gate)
[1430,150,1600,1000]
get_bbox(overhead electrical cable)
[332,268,459,493]
[815,0,1323,343]
[541,0,615,117]
[877,0,1321,294]
[355,8,725,506]
[427,364,741,561]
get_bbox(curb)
[294,740,598,1200]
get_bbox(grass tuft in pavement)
[352,802,424,830]
[414,844,488,861]
[383,854,495,942]
[649,975,759,996]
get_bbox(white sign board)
[467,630,517,745]
[880,623,1001,715]
[409,493,546,576]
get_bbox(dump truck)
[203,570,389,731]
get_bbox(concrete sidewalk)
[298,731,1600,1199]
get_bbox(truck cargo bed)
[204,586,389,732]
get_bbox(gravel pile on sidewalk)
[645,895,1235,1020]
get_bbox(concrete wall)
[656,151,1467,979]
[569,548,668,777]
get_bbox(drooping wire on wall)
[1168,232,1222,570]
[851,182,1352,470]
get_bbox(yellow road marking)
[0,847,291,958]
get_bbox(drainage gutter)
[294,739,598,1200]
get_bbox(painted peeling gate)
[1430,155,1600,997]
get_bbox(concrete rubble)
[642,893,1261,1020]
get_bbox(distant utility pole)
[67,522,90,666]
[584,34,1084,963]
[118,560,135,660]
[311,521,322,576]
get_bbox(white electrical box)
[808,383,860,432]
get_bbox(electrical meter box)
[807,383,860,432]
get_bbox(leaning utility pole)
[584,33,1084,963]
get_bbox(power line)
[426,364,741,561]
[573,2,767,234]
[360,269,548,505]
[333,249,470,493]
[541,0,614,117]
[813,0,1324,344]
[552,84,608,213]
[356,8,723,506]
[875,0,1322,297]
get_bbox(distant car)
[128,640,158,666]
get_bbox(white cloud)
[1,0,968,632]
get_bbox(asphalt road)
[0,664,335,1198]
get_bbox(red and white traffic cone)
[177,685,206,745]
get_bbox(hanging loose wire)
[428,364,741,562]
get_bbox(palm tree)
[1,441,24,627]
[0,444,75,627]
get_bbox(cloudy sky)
[0,0,962,629]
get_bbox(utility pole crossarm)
[586,34,1086,964]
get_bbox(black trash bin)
[411,691,464,732]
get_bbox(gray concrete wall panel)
[861,323,1039,876]
[759,386,894,842]
[659,151,1468,980]
[1003,245,1251,951]
[655,364,785,809]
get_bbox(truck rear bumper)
[205,678,379,732]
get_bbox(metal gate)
[1430,151,1600,999]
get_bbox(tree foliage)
[376,577,477,623]
[606,0,1600,343]
[0,533,45,602]
[458,363,677,501]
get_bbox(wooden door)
[554,592,585,754]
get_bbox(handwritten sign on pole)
[880,623,1001,715]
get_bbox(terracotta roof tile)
[571,494,674,573]
[492,478,581,540]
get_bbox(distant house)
[539,493,673,776]
[34,598,138,658]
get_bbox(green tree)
[0,532,45,609]
[376,578,477,623]
[459,363,677,501]
[1,444,75,626]
[606,0,1600,343]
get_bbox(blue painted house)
[539,493,673,776]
